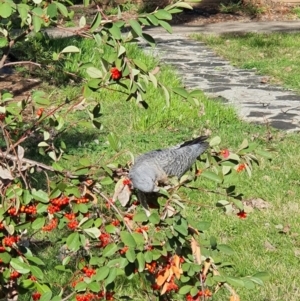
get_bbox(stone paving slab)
[143,22,300,132]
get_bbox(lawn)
[193,32,300,92]
[14,33,300,301]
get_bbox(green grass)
[193,32,300,91]
[14,35,300,301]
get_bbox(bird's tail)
[179,135,209,149]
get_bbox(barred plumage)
[129,136,208,193]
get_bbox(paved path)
[143,21,300,132]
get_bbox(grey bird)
[128,136,209,214]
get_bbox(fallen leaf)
[156,268,170,287]
[279,224,290,234]
[150,66,160,75]
[264,240,276,251]
[112,178,132,206]
[191,237,201,265]
[160,282,168,295]
[230,294,240,301]
[243,198,271,210]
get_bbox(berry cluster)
[111,219,120,227]
[119,246,128,255]
[20,204,37,215]
[65,213,76,220]
[237,163,246,172]
[67,220,79,230]
[8,207,18,216]
[32,292,41,301]
[145,261,157,274]
[10,270,20,279]
[48,196,70,214]
[3,236,20,247]
[186,289,212,301]
[75,291,114,301]
[42,218,58,231]
[98,233,110,248]
[135,226,149,233]
[75,197,89,204]
[110,67,122,80]
[82,266,96,277]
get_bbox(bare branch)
[2,61,41,68]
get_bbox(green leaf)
[54,1,68,17]
[249,276,264,286]
[133,59,148,72]
[133,211,148,222]
[144,251,153,263]
[217,244,234,255]
[0,3,13,18]
[226,276,245,287]
[86,67,103,78]
[129,19,143,36]
[103,243,118,257]
[154,9,172,20]
[161,85,170,107]
[88,282,101,292]
[39,292,52,301]
[201,171,223,183]
[0,37,8,48]
[255,149,273,159]
[132,232,144,246]
[66,232,80,252]
[10,258,30,274]
[0,252,11,264]
[36,283,51,294]
[30,266,44,279]
[31,217,45,230]
[100,177,114,186]
[32,15,42,33]
[149,212,160,224]
[83,227,101,239]
[31,189,49,203]
[147,15,159,26]
[125,248,136,263]
[120,231,136,248]
[90,12,102,32]
[252,272,270,281]
[109,23,122,39]
[105,267,117,285]
[61,46,80,54]
[107,132,121,152]
[178,285,193,295]
[171,2,193,9]
[75,281,87,292]
[239,138,249,150]
[158,20,172,34]
[172,87,189,98]
[95,266,110,281]
[47,3,57,18]
[209,136,221,147]
[137,252,145,272]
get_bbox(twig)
[0,27,33,69]
[2,61,41,68]
[94,188,132,234]
[0,152,55,172]
[61,292,76,301]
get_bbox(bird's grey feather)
[129,136,208,193]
